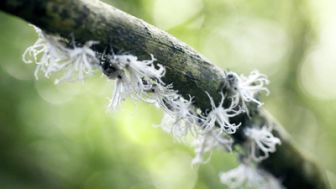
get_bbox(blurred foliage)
[0,0,336,188]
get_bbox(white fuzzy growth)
[54,41,99,84]
[108,70,132,109]
[23,27,68,79]
[145,84,180,113]
[227,70,269,112]
[192,129,233,165]
[202,92,241,134]
[107,54,165,110]
[156,93,238,165]
[157,96,202,139]
[220,164,284,189]
[244,126,281,162]
[164,96,199,124]
[158,113,198,139]
[23,26,99,83]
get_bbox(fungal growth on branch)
[245,126,281,162]
[226,70,270,114]
[220,163,284,189]
[103,53,165,110]
[23,26,282,189]
[23,27,100,84]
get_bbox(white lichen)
[54,41,99,84]
[164,96,199,125]
[157,96,203,139]
[244,126,281,162]
[226,70,269,113]
[220,163,284,189]
[23,27,68,79]
[108,70,132,109]
[106,54,166,110]
[23,26,282,189]
[145,84,181,114]
[158,113,198,140]
[23,26,99,84]
[192,129,233,165]
[202,92,241,134]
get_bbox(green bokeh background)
[1,0,336,188]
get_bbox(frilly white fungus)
[24,26,282,189]
[220,163,284,189]
[23,27,99,84]
[244,126,281,162]
[226,70,269,113]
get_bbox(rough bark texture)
[0,0,330,188]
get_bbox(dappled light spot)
[148,151,197,189]
[152,0,203,30]
[300,46,336,99]
[114,100,163,145]
[34,79,81,105]
[2,63,32,81]
[202,16,288,73]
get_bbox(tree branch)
[0,0,330,188]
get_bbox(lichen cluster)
[23,26,284,189]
